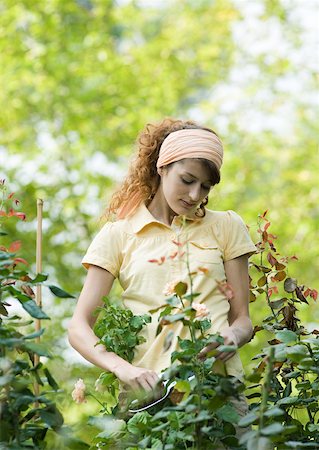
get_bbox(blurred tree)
[0,0,318,442]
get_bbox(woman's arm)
[68,265,160,391]
[199,254,253,362]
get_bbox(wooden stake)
[34,198,43,398]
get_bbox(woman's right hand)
[113,361,161,392]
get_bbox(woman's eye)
[202,185,211,191]
[181,178,193,184]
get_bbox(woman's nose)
[189,185,201,202]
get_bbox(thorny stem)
[183,230,204,449]
[259,347,274,430]
[265,278,278,323]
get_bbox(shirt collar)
[129,203,201,234]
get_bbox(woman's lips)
[181,200,196,208]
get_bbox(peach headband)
[117,128,223,219]
[157,128,223,171]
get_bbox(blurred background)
[0,0,318,445]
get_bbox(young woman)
[68,118,256,394]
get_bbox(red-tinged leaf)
[262,231,268,242]
[0,210,7,217]
[15,212,26,221]
[260,210,268,219]
[14,257,28,265]
[2,280,16,286]
[14,199,20,206]
[267,252,278,267]
[296,288,308,304]
[264,222,271,231]
[273,271,286,282]
[172,240,183,247]
[275,262,286,271]
[20,275,32,282]
[268,286,278,297]
[8,209,26,220]
[8,192,15,199]
[21,285,35,298]
[290,255,298,261]
[169,251,178,259]
[304,288,311,297]
[148,259,159,263]
[9,240,21,253]
[310,290,318,301]
[0,245,7,251]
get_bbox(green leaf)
[275,330,298,343]
[43,368,59,391]
[238,411,259,427]
[38,404,64,430]
[23,329,45,340]
[264,407,285,418]
[269,299,285,309]
[277,396,300,406]
[286,344,308,362]
[22,300,50,319]
[261,422,285,436]
[163,313,185,323]
[216,403,239,423]
[48,285,75,298]
[217,345,237,352]
[30,273,49,283]
[127,411,152,434]
[284,278,297,293]
[24,342,51,357]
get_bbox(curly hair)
[105,118,221,220]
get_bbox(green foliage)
[0,182,87,449]
[89,246,247,449]
[94,296,151,363]
[239,212,319,449]
[85,211,318,449]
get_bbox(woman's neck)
[147,189,176,226]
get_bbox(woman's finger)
[198,342,219,359]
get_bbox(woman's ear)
[157,167,163,177]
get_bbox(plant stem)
[88,392,108,412]
[259,347,274,430]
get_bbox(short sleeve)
[222,210,257,261]
[81,222,123,278]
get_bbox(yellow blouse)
[82,204,256,378]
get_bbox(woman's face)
[159,159,213,216]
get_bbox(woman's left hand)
[198,327,239,363]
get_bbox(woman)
[68,118,256,395]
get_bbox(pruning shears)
[128,375,195,414]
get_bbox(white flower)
[71,378,87,404]
[192,302,209,319]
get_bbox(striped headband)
[156,128,223,171]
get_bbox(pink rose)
[71,378,87,404]
[192,302,209,319]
